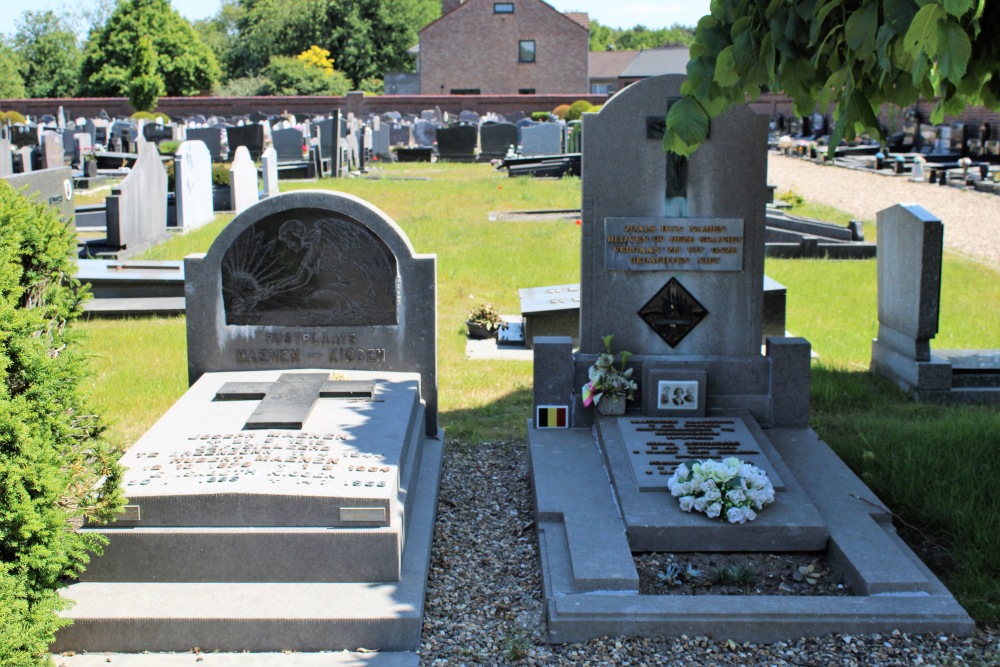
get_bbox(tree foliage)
[227,0,437,87]
[12,11,81,99]
[665,0,1000,157]
[0,41,27,99]
[0,182,125,666]
[259,55,351,96]
[128,35,166,112]
[588,20,696,52]
[79,0,220,97]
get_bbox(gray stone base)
[53,432,443,654]
[54,652,417,667]
[529,420,973,643]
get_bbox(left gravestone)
[55,190,443,665]
[174,139,214,229]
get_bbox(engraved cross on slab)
[214,373,375,430]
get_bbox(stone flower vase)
[596,393,626,416]
[466,321,496,339]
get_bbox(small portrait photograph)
[657,380,698,410]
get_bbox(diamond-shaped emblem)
[638,278,708,348]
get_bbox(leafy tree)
[588,20,696,52]
[193,0,244,81]
[259,55,351,96]
[0,181,125,666]
[0,40,27,99]
[79,0,220,97]
[228,0,437,87]
[665,0,1000,157]
[297,45,335,73]
[12,11,81,99]
[128,35,166,112]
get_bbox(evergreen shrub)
[0,182,124,667]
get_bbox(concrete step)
[83,296,185,315]
[78,526,401,583]
[53,435,443,654]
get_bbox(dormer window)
[494,3,514,13]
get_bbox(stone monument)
[528,74,972,643]
[55,191,443,666]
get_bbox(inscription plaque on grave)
[605,217,745,271]
[618,416,785,492]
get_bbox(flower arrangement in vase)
[465,302,505,339]
[582,335,638,415]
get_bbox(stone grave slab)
[105,143,168,250]
[519,283,580,348]
[597,413,827,552]
[174,139,214,229]
[480,122,518,160]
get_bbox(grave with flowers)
[528,74,972,643]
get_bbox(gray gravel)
[767,154,1000,269]
[419,440,999,666]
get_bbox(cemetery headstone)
[186,127,225,161]
[480,123,519,160]
[1,166,75,224]
[229,145,259,214]
[0,137,11,177]
[226,124,265,161]
[527,73,973,644]
[412,121,437,148]
[435,125,478,162]
[520,123,563,157]
[105,142,168,250]
[389,122,411,147]
[42,131,65,169]
[17,146,34,173]
[260,145,279,197]
[55,190,443,658]
[174,140,214,229]
[272,127,306,162]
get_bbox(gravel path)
[420,440,999,666]
[767,154,1000,269]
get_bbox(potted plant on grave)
[582,335,638,416]
[466,302,505,339]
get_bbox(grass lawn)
[77,160,1000,626]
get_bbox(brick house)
[418,0,590,95]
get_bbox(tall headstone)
[17,146,33,173]
[527,74,972,644]
[42,131,64,169]
[226,124,265,161]
[435,125,478,162]
[186,127,225,161]
[55,191,443,659]
[0,137,11,177]
[105,143,168,250]
[260,145,279,197]
[480,122,519,160]
[174,140,214,230]
[520,123,563,156]
[272,127,306,162]
[229,145,258,214]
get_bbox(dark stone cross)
[214,373,375,430]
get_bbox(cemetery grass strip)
[75,162,1000,626]
[137,214,234,261]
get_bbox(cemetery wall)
[0,93,608,122]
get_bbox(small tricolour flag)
[535,405,568,428]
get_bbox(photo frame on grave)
[641,366,707,417]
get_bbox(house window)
[450,88,481,95]
[494,3,514,13]
[519,40,536,63]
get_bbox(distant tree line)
[588,19,696,52]
[0,0,696,110]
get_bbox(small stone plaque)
[638,278,708,348]
[114,505,141,522]
[604,218,745,272]
[619,416,785,492]
[340,507,388,523]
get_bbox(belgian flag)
[535,405,568,428]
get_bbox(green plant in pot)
[582,335,637,415]
[466,302,505,339]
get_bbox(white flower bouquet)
[666,457,775,524]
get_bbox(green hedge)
[0,182,124,666]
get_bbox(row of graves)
[49,74,977,666]
[772,109,1000,193]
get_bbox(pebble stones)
[419,439,1000,666]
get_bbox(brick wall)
[0,93,607,122]
[419,0,589,95]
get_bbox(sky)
[0,0,713,38]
